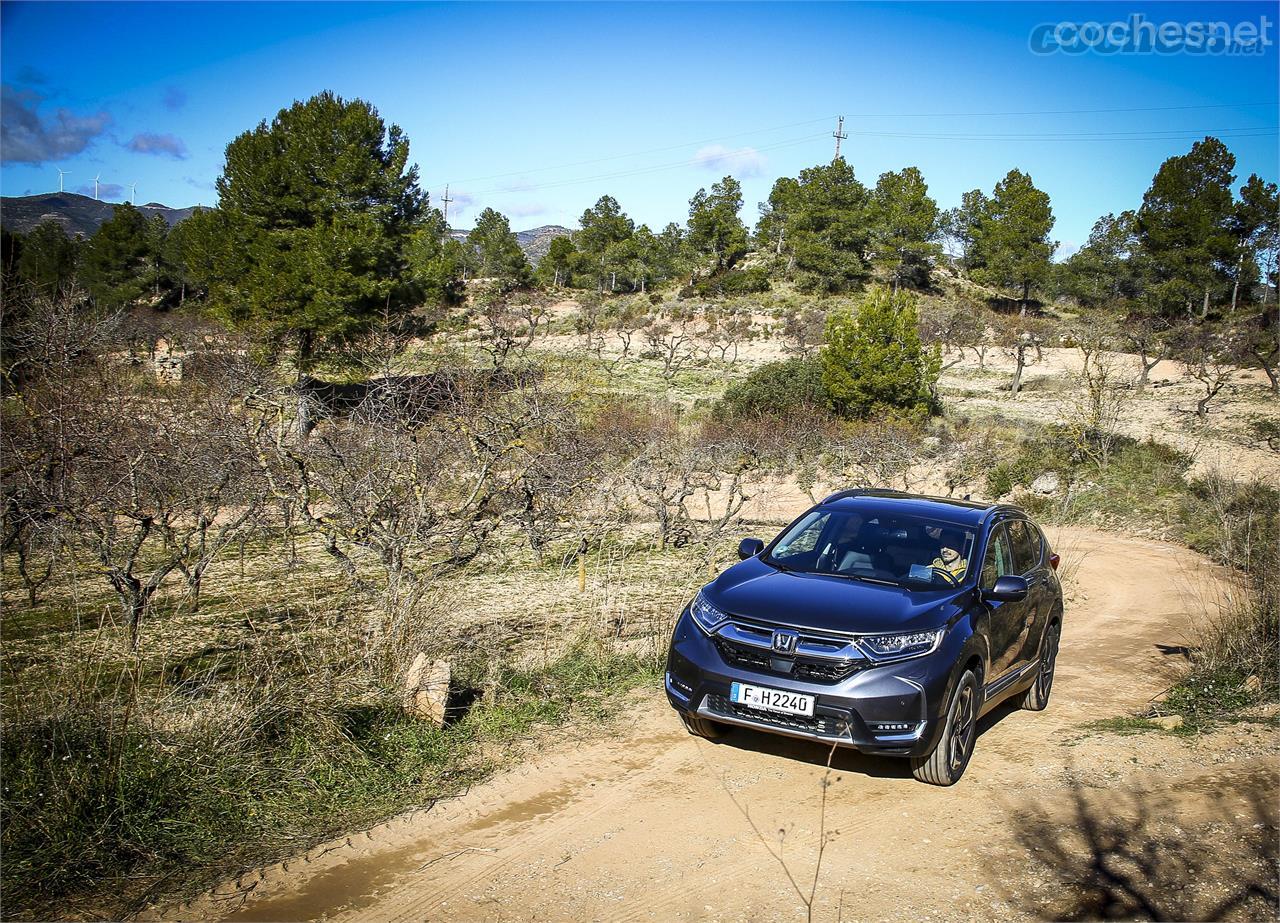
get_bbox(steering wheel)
[932,566,960,586]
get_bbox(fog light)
[871,722,914,733]
[667,672,693,695]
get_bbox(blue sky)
[2,1,1277,256]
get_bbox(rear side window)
[980,525,1013,589]
[1007,520,1041,574]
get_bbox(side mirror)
[983,574,1029,603]
[738,537,765,560]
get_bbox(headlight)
[689,591,728,635]
[858,628,945,661]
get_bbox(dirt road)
[166,529,1277,923]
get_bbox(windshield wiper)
[824,572,903,587]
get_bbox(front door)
[980,523,1032,684]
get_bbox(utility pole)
[832,115,847,162]
[441,184,454,227]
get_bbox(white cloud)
[692,144,766,178]
[126,132,188,159]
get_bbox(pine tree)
[81,203,154,308]
[688,175,748,273]
[1135,137,1237,319]
[971,169,1056,311]
[206,91,426,366]
[466,208,531,288]
[16,220,78,297]
[869,166,940,292]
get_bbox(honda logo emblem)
[771,629,799,654]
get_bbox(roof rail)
[820,487,912,504]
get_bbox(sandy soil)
[154,528,1277,923]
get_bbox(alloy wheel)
[948,683,977,774]
[1037,625,1060,702]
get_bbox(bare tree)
[1122,313,1171,389]
[1176,330,1239,421]
[780,305,827,356]
[1064,351,1136,469]
[474,291,547,367]
[703,303,755,364]
[5,340,263,648]
[920,299,985,372]
[643,319,696,382]
[997,314,1052,396]
[819,421,924,491]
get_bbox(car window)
[771,511,829,561]
[1007,520,1040,574]
[980,525,1013,589]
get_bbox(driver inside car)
[926,525,968,582]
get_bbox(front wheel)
[911,669,980,786]
[1020,620,1060,711]
[681,713,725,739]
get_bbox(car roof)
[817,489,1022,528]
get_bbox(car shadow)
[702,697,1026,779]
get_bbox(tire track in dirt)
[161,528,1274,923]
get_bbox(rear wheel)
[681,713,725,739]
[1020,620,1060,711]
[911,669,980,786]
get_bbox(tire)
[911,669,980,786]
[681,713,725,739]
[1020,620,1060,711]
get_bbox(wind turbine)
[128,182,137,204]
[56,169,70,193]
[93,174,101,200]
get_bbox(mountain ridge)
[1,193,572,264]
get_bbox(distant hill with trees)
[2,191,569,264]
[0,192,197,238]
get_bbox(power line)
[463,132,829,197]
[443,116,834,186]
[846,126,1278,142]
[436,101,1276,191]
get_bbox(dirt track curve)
[160,528,1277,923]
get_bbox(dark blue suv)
[664,490,1063,785]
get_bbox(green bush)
[694,267,771,297]
[713,356,826,420]
[820,286,939,419]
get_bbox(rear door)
[979,523,1029,683]
[1006,519,1049,670]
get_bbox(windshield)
[765,509,977,588]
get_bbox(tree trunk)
[296,330,315,442]
[1199,288,1211,320]
[1138,354,1160,389]
[1020,280,1030,316]
[1010,349,1026,395]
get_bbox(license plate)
[730,682,815,716]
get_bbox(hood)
[705,557,967,635]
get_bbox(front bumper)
[665,610,960,757]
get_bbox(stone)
[1030,472,1061,495]
[1151,715,1184,730]
[1244,674,1262,694]
[403,654,450,727]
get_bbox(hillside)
[449,224,572,265]
[2,193,572,264]
[0,193,198,237]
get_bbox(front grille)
[714,637,865,684]
[706,694,851,738]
